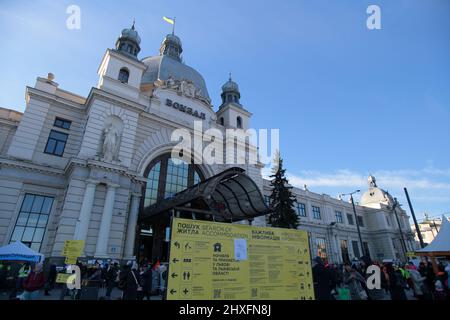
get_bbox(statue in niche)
[101,116,123,162]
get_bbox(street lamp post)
[340,190,366,258]
[404,187,425,249]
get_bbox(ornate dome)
[360,175,394,208]
[140,34,210,103]
[163,34,181,47]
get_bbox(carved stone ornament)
[180,79,195,98]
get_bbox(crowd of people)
[0,261,52,300]
[0,258,168,300]
[2,255,449,301]
[312,256,450,300]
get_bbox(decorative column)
[123,193,141,259]
[74,180,97,243]
[94,183,119,258]
[328,227,337,263]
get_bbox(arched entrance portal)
[137,153,205,263]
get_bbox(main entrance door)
[135,154,271,265]
[136,154,205,263]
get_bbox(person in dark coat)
[0,263,7,292]
[139,264,153,300]
[44,264,57,296]
[105,262,119,298]
[120,262,141,300]
[312,257,333,300]
[386,264,407,300]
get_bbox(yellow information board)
[61,240,84,264]
[167,218,315,300]
[56,273,71,284]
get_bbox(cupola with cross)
[216,74,252,129]
[97,22,147,100]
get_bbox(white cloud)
[262,165,450,217]
[274,167,450,191]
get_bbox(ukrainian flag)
[163,16,175,25]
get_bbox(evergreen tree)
[267,154,300,229]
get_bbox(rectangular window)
[386,215,391,226]
[357,216,364,227]
[335,211,343,223]
[316,238,327,262]
[347,213,354,225]
[10,194,53,251]
[296,202,307,217]
[53,117,71,130]
[44,130,68,156]
[363,242,371,259]
[340,240,350,264]
[352,240,361,258]
[312,206,321,220]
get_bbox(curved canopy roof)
[416,216,450,256]
[142,167,270,222]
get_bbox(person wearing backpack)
[119,262,141,300]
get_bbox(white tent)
[0,241,44,263]
[416,215,450,257]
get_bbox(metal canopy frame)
[142,167,270,222]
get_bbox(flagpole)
[173,17,176,35]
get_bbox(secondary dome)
[360,175,394,208]
[120,26,141,44]
[220,74,241,107]
[115,22,141,58]
[222,78,239,93]
[140,34,210,102]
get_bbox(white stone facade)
[264,181,417,263]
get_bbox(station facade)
[0,25,415,264]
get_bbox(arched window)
[118,68,130,84]
[220,117,224,126]
[143,154,204,207]
[237,116,242,129]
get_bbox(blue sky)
[1,0,449,221]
